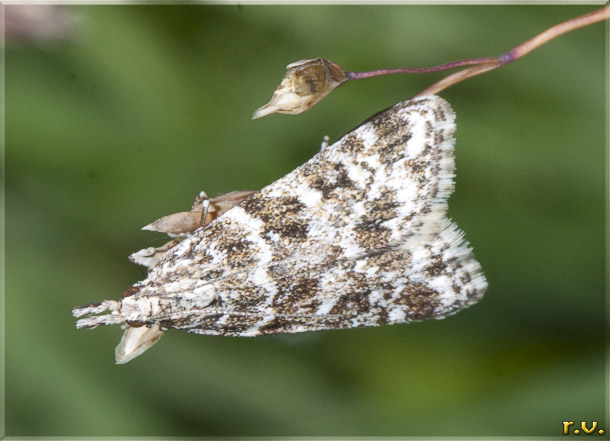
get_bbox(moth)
[73,95,487,363]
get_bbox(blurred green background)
[5,5,606,437]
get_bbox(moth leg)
[129,239,179,267]
[187,190,211,227]
[199,198,210,228]
[320,135,330,151]
[191,190,209,210]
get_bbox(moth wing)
[178,217,486,336]
[144,95,457,293]
[138,95,485,336]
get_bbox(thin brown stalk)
[347,5,610,97]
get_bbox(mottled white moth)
[73,95,487,363]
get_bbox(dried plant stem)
[345,5,610,97]
[345,57,497,79]
[253,6,608,118]
[415,63,500,98]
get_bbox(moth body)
[73,95,487,363]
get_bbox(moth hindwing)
[73,95,487,363]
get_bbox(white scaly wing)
[73,95,487,361]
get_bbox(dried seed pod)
[252,58,347,119]
[202,190,258,225]
[143,211,202,236]
[145,190,258,236]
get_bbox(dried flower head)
[143,190,257,236]
[252,58,347,119]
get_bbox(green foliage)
[5,5,605,437]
